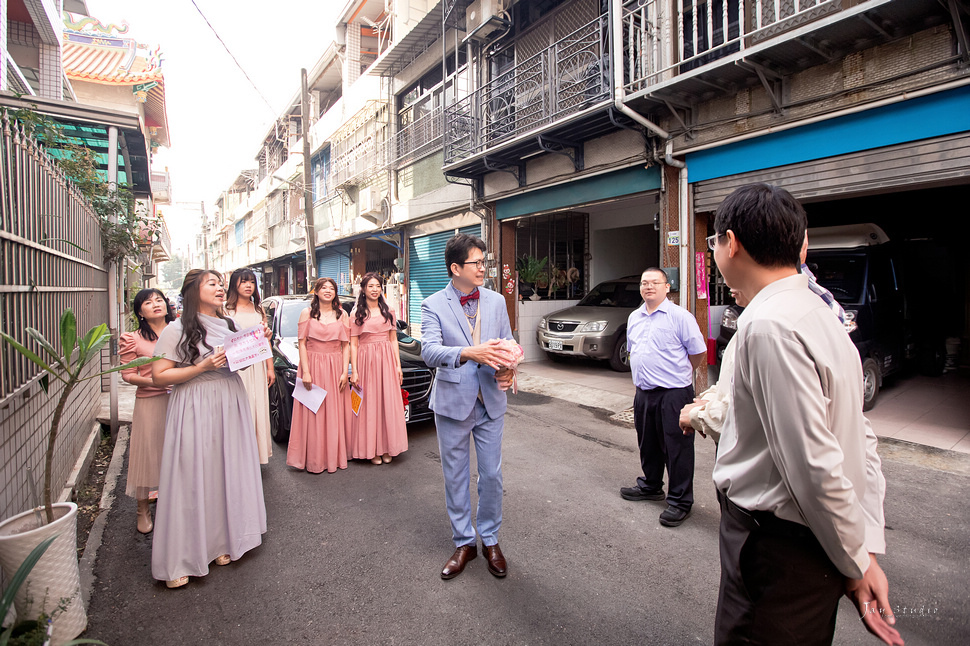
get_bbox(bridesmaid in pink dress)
[287,278,352,473]
[349,273,408,464]
[120,288,174,534]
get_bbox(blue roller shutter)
[317,245,351,295]
[407,225,481,335]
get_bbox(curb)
[78,422,129,608]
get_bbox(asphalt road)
[85,393,970,645]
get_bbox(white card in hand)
[292,383,327,414]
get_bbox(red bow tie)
[460,290,480,306]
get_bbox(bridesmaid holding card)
[286,277,351,474]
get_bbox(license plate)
[548,340,563,351]
[404,404,411,422]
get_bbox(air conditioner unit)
[466,0,510,41]
[290,222,306,244]
[358,187,381,218]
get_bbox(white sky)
[84,0,341,253]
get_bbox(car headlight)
[721,307,739,331]
[843,310,858,334]
[581,320,607,332]
[538,317,546,330]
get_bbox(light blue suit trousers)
[421,285,513,546]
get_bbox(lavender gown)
[151,315,267,581]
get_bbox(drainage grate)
[610,407,635,427]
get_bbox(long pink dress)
[120,330,170,499]
[286,316,351,473]
[350,312,408,460]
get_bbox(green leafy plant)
[516,255,548,285]
[0,310,158,523]
[0,536,106,646]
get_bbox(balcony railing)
[393,105,443,168]
[444,13,612,166]
[624,0,842,93]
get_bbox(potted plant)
[0,310,155,644]
[516,255,548,301]
[1,536,105,646]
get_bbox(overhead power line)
[189,0,278,118]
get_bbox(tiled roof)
[62,31,163,85]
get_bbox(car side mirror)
[397,319,407,331]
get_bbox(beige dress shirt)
[712,274,887,580]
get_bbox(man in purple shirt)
[620,268,706,527]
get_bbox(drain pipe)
[611,0,691,305]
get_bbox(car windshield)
[806,252,866,303]
[278,300,309,338]
[578,282,642,308]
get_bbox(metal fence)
[0,108,108,397]
[623,0,841,92]
[444,13,613,165]
[0,107,108,520]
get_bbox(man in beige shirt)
[709,184,902,646]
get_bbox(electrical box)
[662,267,679,291]
[466,0,509,40]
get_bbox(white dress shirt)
[712,274,887,580]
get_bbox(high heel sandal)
[166,576,188,589]
[214,554,231,566]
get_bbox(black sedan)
[262,295,435,443]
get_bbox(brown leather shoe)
[441,544,477,580]
[482,543,507,578]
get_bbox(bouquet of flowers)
[490,339,525,393]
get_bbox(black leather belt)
[717,490,814,539]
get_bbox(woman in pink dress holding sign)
[226,268,275,464]
[286,277,351,474]
[349,273,407,465]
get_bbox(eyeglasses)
[706,233,724,251]
[640,281,667,287]
[460,260,490,270]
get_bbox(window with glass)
[515,212,588,300]
[396,50,467,165]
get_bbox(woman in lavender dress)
[150,269,267,589]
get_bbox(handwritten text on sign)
[225,324,272,372]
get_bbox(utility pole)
[302,68,316,291]
[106,126,120,437]
[201,200,209,269]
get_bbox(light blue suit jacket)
[421,285,514,422]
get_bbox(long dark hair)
[132,288,175,342]
[225,267,264,315]
[309,277,342,321]
[354,272,393,327]
[178,269,237,365]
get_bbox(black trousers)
[633,385,695,510]
[714,494,844,646]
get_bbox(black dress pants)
[633,385,695,510]
[714,494,845,646]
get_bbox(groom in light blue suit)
[421,233,515,580]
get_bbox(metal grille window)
[267,190,286,227]
[514,212,589,301]
[395,52,467,167]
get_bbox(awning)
[367,5,443,77]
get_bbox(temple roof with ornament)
[61,12,169,147]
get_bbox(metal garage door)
[693,132,970,212]
[407,225,482,335]
[317,245,351,295]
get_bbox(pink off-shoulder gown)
[349,313,408,460]
[286,316,352,474]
